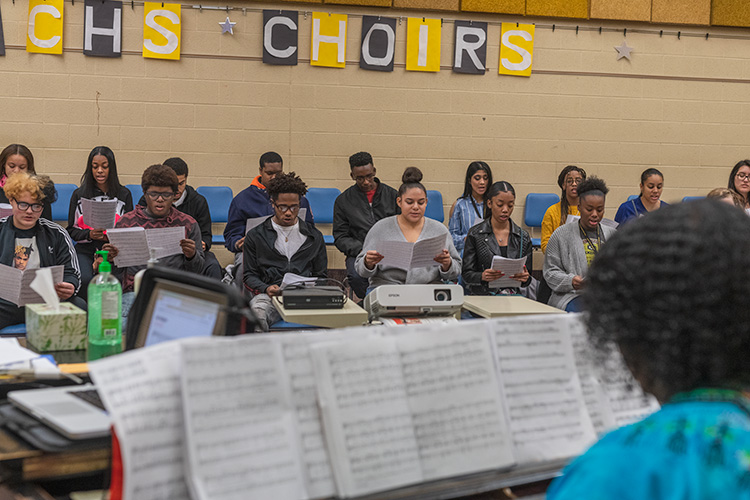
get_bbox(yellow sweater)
[541,202,580,253]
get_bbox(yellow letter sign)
[406,17,441,72]
[27,0,64,54]
[311,12,347,68]
[143,2,181,60]
[499,23,535,77]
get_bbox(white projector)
[364,284,464,320]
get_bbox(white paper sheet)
[107,227,185,267]
[375,235,446,271]
[0,264,63,306]
[145,226,185,260]
[180,337,308,500]
[246,216,269,234]
[488,256,527,288]
[88,342,190,500]
[81,198,118,229]
[281,273,318,290]
[0,203,12,218]
[490,315,597,464]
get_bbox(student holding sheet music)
[355,167,460,290]
[548,200,750,500]
[67,146,133,298]
[243,172,327,331]
[100,165,204,322]
[544,177,616,312]
[0,144,53,221]
[0,173,82,328]
[462,181,532,295]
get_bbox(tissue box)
[25,302,87,352]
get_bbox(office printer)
[364,284,464,321]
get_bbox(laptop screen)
[132,278,230,349]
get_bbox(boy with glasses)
[243,172,327,331]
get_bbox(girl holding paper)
[461,181,532,295]
[355,167,461,291]
[67,147,133,298]
[0,144,53,221]
[0,173,83,328]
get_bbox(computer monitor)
[125,266,255,350]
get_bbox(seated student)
[355,167,461,290]
[137,157,222,280]
[0,144,53,220]
[102,164,204,319]
[67,146,133,298]
[547,201,750,500]
[0,173,82,328]
[243,172,327,331]
[707,187,745,208]
[224,152,314,276]
[448,161,493,255]
[541,165,587,253]
[462,181,532,295]
[543,177,616,312]
[333,151,398,299]
[614,168,669,224]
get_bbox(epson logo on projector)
[388,294,400,297]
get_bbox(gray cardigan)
[543,222,617,310]
[355,216,461,289]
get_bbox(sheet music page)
[145,227,185,260]
[0,203,12,218]
[180,337,308,500]
[280,273,318,290]
[567,314,660,433]
[0,263,22,304]
[489,256,527,288]
[565,214,581,224]
[490,315,597,464]
[81,198,118,229]
[88,342,189,500]
[106,227,150,267]
[395,327,516,480]
[311,336,422,497]
[375,240,414,271]
[273,329,378,499]
[409,234,446,269]
[246,216,269,234]
[19,266,64,306]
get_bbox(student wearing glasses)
[0,173,82,328]
[540,165,587,253]
[333,151,398,299]
[243,172,327,331]
[728,159,750,211]
[101,165,204,320]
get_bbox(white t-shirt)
[271,220,307,259]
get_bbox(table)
[272,297,368,329]
[462,295,562,318]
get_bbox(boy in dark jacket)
[244,172,327,331]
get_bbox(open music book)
[89,314,658,500]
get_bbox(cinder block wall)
[0,1,746,268]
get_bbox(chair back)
[523,193,560,228]
[126,184,143,205]
[51,183,77,222]
[305,187,340,224]
[425,190,445,222]
[196,186,233,224]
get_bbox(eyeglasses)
[566,178,583,185]
[354,173,376,183]
[275,204,300,213]
[145,191,175,200]
[15,201,43,213]
[737,173,750,181]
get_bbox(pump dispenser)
[88,250,123,361]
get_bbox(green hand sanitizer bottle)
[87,250,122,361]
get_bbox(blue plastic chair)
[306,187,341,244]
[523,193,560,247]
[682,196,704,203]
[627,194,639,201]
[0,323,26,336]
[126,184,143,205]
[425,190,445,223]
[196,186,233,246]
[51,183,77,222]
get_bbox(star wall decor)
[614,41,633,61]
[219,16,236,35]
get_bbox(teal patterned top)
[547,389,750,500]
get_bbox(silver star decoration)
[219,16,236,35]
[614,41,633,61]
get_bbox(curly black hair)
[577,176,608,201]
[349,151,373,169]
[141,164,178,193]
[583,200,750,401]
[267,171,308,201]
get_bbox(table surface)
[462,295,562,318]
[272,296,369,329]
